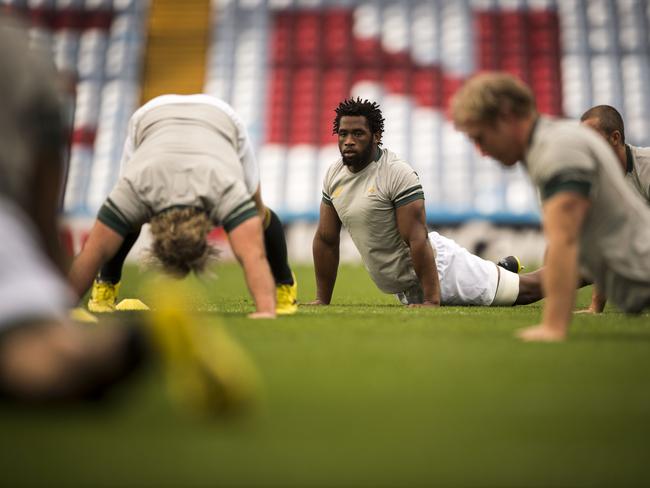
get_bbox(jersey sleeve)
[384,160,425,208]
[207,178,258,232]
[98,178,150,236]
[535,143,596,201]
[321,164,335,206]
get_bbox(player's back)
[135,101,239,164]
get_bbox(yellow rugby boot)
[87,280,120,313]
[145,278,260,416]
[275,273,298,315]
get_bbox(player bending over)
[451,73,650,341]
[69,94,297,318]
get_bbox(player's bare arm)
[395,199,441,307]
[68,220,125,299]
[227,216,276,318]
[575,286,607,314]
[517,192,590,342]
[311,202,342,305]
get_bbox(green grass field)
[1,263,650,487]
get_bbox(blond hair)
[451,72,537,127]
[148,207,220,277]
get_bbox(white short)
[395,231,520,306]
[0,199,74,329]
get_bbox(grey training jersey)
[524,117,650,313]
[625,144,650,204]
[99,95,259,235]
[322,148,424,294]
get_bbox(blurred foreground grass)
[0,263,649,487]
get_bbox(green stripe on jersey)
[98,202,132,237]
[223,199,257,232]
[394,192,425,208]
[223,207,258,232]
[393,184,423,202]
[542,178,591,200]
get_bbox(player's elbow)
[404,231,429,250]
[313,231,338,250]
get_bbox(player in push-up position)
[0,19,259,411]
[578,105,650,314]
[68,94,297,318]
[311,98,544,309]
[451,73,650,341]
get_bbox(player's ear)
[373,133,381,145]
[610,130,623,146]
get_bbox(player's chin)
[342,154,359,166]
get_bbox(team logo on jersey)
[366,185,376,195]
[332,186,344,199]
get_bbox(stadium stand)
[140,0,210,100]
[206,0,650,225]
[1,0,147,220]
[2,0,650,228]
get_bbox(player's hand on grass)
[574,307,601,315]
[407,300,440,308]
[574,300,605,315]
[248,312,276,319]
[575,290,606,314]
[516,324,566,342]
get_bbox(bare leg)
[515,269,591,306]
[0,322,146,402]
[514,269,545,305]
[98,229,141,283]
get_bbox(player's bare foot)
[516,324,566,342]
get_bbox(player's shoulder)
[377,148,418,177]
[376,148,404,167]
[629,144,650,165]
[532,117,608,161]
[324,158,345,179]
[321,158,344,191]
[540,117,597,145]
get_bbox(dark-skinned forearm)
[312,236,339,304]
[409,237,441,305]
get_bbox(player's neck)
[618,144,629,173]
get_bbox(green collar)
[373,146,382,162]
[625,144,634,174]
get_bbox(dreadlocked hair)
[146,207,220,278]
[333,97,385,144]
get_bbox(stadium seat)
[15,0,644,226]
